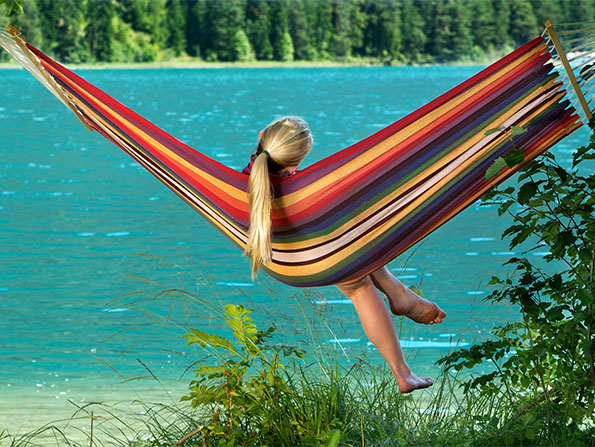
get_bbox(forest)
[0,0,593,65]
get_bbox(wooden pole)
[6,24,94,132]
[545,20,593,121]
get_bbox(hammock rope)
[1,23,591,287]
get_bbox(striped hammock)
[1,23,592,287]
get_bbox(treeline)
[1,0,593,65]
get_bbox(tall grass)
[3,257,593,446]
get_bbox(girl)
[244,116,446,393]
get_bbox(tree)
[246,0,273,60]
[401,0,426,63]
[448,0,472,60]
[269,0,294,61]
[37,0,86,62]
[185,0,206,58]
[203,0,247,61]
[84,0,115,62]
[305,0,333,59]
[165,0,185,56]
[492,0,512,48]
[288,0,315,60]
[469,0,498,51]
[362,0,401,61]
[508,0,538,45]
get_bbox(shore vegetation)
[1,0,594,67]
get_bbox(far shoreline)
[0,56,496,70]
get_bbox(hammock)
[1,22,593,287]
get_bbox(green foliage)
[484,125,528,181]
[4,0,593,64]
[439,122,595,442]
[0,0,22,15]
[181,303,352,446]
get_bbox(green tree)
[37,0,86,62]
[269,0,294,61]
[363,0,401,61]
[185,0,206,58]
[120,0,149,32]
[492,0,512,48]
[305,0,333,59]
[288,0,315,60]
[469,0,498,51]
[530,0,563,27]
[204,0,246,61]
[165,0,185,56]
[508,0,538,45]
[331,0,350,58]
[448,0,472,60]
[401,0,426,63]
[246,0,273,60]
[85,0,115,62]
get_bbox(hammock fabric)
[0,30,585,287]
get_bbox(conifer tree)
[85,0,114,62]
[184,0,206,58]
[165,0,185,56]
[401,0,426,63]
[508,0,538,45]
[246,0,273,60]
[204,0,246,61]
[288,0,315,60]
[269,0,294,61]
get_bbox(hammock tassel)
[5,25,94,132]
[544,20,593,122]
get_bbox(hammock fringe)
[4,25,94,132]
[544,20,595,122]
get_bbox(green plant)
[181,303,348,446]
[0,0,22,15]
[439,123,595,442]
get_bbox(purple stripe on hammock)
[296,104,576,286]
[272,67,555,238]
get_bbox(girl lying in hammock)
[243,116,447,393]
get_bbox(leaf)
[326,429,341,447]
[484,128,502,136]
[184,329,235,352]
[511,125,528,136]
[517,182,537,205]
[485,157,507,180]
[504,149,524,168]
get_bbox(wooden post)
[6,24,94,132]
[545,20,593,121]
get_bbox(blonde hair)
[245,116,313,277]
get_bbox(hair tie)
[262,150,271,160]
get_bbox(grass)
[0,50,509,70]
[2,257,594,446]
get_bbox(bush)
[438,122,595,442]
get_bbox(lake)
[0,65,589,431]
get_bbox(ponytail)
[245,116,313,278]
[245,152,273,277]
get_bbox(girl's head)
[245,116,313,277]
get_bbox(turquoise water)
[0,66,589,429]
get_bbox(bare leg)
[337,276,433,393]
[370,267,446,325]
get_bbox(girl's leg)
[337,276,433,393]
[370,267,446,325]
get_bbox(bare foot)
[387,287,447,325]
[395,371,434,393]
[370,269,446,325]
